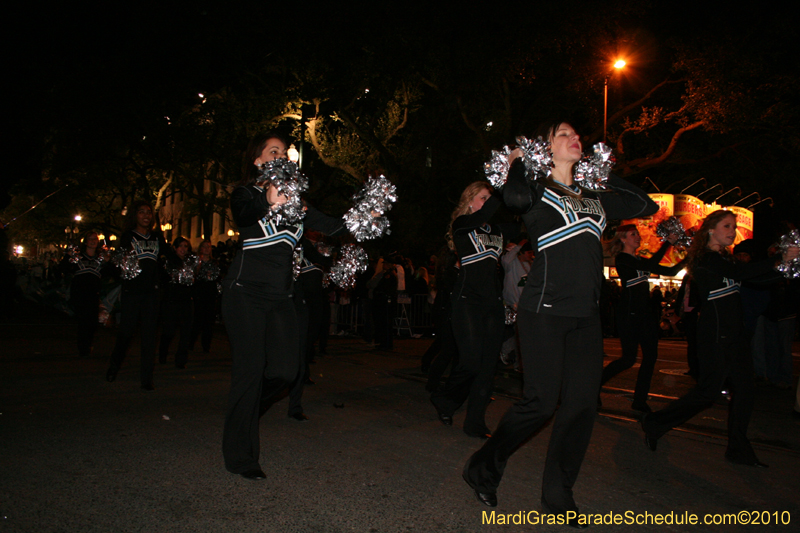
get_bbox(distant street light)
[604,59,627,144]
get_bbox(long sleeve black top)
[503,159,658,317]
[224,184,346,297]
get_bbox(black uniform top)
[451,195,507,302]
[692,251,778,342]
[225,184,346,297]
[162,254,193,303]
[617,242,685,317]
[68,252,105,297]
[193,258,220,302]
[299,240,332,297]
[504,159,658,317]
[117,230,168,293]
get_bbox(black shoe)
[631,401,652,413]
[240,468,266,480]
[289,412,309,421]
[462,461,497,507]
[437,412,453,426]
[640,413,657,451]
[106,366,118,382]
[725,453,768,468]
[141,383,155,392]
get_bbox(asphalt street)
[2,312,799,532]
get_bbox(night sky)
[4,2,797,234]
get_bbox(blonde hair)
[446,182,493,251]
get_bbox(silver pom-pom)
[656,216,692,250]
[259,159,309,226]
[196,260,221,282]
[292,244,303,280]
[776,229,800,278]
[483,136,553,189]
[504,305,517,326]
[168,254,198,286]
[484,145,512,189]
[517,136,554,180]
[327,244,369,290]
[343,175,397,242]
[66,245,82,264]
[573,143,615,191]
[113,248,142,280]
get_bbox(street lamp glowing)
[287,144,299,163]
[614,59,626,69]
[74,215,82,222]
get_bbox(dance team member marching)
[463,122,657,519]
[431,182,515,439]
[158,237,193,369]
[600,225,684,413]
[222,132,346,480]
[68,231,105,358]
[190,240,220,354]
[106,201,171,391]
[641,209,798,466]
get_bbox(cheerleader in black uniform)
[222,132,346,480]
[68,231,104,357]
[158,237,193,369]
[600,225,684,413]
[106,201,170,390]
[431,182,511,438]
[190,240,219,353]
[641,210,798,466]
[464,122,657,517]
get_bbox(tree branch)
[615,120,705,174]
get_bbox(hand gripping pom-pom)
[167,254,198,286]
[327,244,369,290]
[197,260,221,282]
[112,248,142,280]
[656,216,692,250]
[484,136,553,189]
[777,229,800,278]
[260,159,309,226]
[573,143,615,191]
[343,175,397,242]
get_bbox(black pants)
[159,297,192,367]
[424,314,459,391]
[465,311,603,513]
[109,290,159,387]
[287,291,311,416]
[222,282,300,474]
[431,298,503,434]
[373,293,394,349]
[643,320,757,462]
[190,295,216,352]
[600,310,659,405]
[72,289,99,357]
